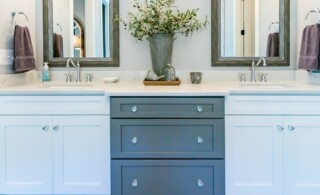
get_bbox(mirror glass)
[43,0,119,67]
[212,0,290,66]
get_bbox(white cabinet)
[0,116,53,194]
[226,116,284,195]
[0,95,110,195]
[226,95,320,195]
[284,116,320,195]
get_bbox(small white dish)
[103,77,119,83]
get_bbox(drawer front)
[0,95,109,115]
[112,160,225,195]
[111,119,224,158]
[110,97,224,118]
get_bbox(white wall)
[0,0,300,75]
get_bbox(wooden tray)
[143,78,181,86]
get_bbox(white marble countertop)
[1,80,320,96]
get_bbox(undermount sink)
[41,83,93,89]
[240,83,291,89]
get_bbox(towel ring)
[305,10,320,26]
[12,10,29,27]
[54,23,63,35]
[269,22,279,33]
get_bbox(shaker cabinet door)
[225,116,284,195]
[284,116,320,195]
[52,116,110,195]
[0,116,53,194]
[112,160,225,195]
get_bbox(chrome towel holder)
[11,9,29,27]
[269,22,279,33]
[54,23,63,35]
[305,9,320,26]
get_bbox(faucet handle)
[64,72,73,83]
[85,73,93,83]
[259,72,268,82]
[239,73,247,82]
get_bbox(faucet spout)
[66,59,76,68]
[251,57,267,82]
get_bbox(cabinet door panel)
[285,116,320,195]
[111,119,224,159]
[53,116,110,195]
[0,116,52,194]
[226,116,283,195]
[112,160,225,195]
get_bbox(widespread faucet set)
[66,59,92,83]
[240,57,268,82]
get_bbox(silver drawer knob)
[288,125,295,131]
[277,125,284,131]
[42,125,49,131]
[197,137,203,144]
[197,106,203,113]
[132,137,138,144]
[53,125,60,131]
[198,179,204,187]
[132,179,138,188]
[132,106,138,113]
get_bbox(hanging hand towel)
[298,24,320,71]
[53,33,64,58]
[13,25,36,73]
[266,32,280,57]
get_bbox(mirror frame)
[212,0,290,67]
[43,0,119,67]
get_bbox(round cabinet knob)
[132,179,138,188]
[42,125,49,131]
[277,125,284,131]
[53,125,60,131]
[198,179,204,187]
[132,137,138,144]
[197,106,203,113]
[197,137,203,144]
[131,106,138,113]
[288,125,295,131]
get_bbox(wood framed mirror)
[43,0,119,67]
[212,0,290,66]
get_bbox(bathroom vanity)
[0,80,320,195]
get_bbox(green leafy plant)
[116,0,209,41]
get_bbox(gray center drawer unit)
[111,97,225,195]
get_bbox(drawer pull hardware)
[197,106,203,113]
[53,125,60,131]
[42,125,49,131]
[131,137,138,144]
[131,106,138,113]
[197,137,203,144]
[198,179,204,187]
[277,125,284,131]
[288,125,295,131]
[132,179,138,187]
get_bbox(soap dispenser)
[42,62,50,82]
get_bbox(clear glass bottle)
[163,64,176,81]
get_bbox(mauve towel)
[298,24,320,71]
[266,32,280,57]
[53,33,64,58]
[13,25,36,73]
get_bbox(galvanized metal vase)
[149,33,174,76]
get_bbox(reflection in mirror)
[43,0,119,67]
[52,0,110,58]
[221,0,279,58]
[212,0,290,66]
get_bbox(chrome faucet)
[251,57,267,82]
[66,59,81,83]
